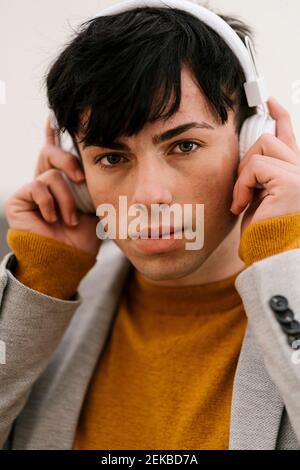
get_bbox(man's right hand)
[4,113,102,257]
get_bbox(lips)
[132,226,182,238]
[149,227,174,237]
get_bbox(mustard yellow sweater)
[6,211,300,450]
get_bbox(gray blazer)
[0,238,300,450]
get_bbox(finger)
[244,186,270,214]
[239,154,300,183]
[231,157,293,214]
[37,169,79,226]
[238,133,299,178]
[45,111,58,146]
[34,144,85,182]
[267,97,299,152]
[12,180,58,224]
[31,181,58,223]
[33,148,53,178]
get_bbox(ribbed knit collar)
[125,266,245,316]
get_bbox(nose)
[131,159,173,208]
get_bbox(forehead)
[175,64,218,123]
[76,64,220,145]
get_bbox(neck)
[195,215,246,285]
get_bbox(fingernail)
[71,213,79,225]
[75,169,85,180]
[230,203,237,214]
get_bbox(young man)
[1,4,300,450]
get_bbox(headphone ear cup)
[61,172,95,214]
[239,114,277,160]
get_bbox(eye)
[94,154,126,169]
[94,140,205,169]
[171,140,204,154]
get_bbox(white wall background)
[1,0,300,211]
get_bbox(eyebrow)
[83,121,215,150]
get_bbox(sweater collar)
[125,266,245,316]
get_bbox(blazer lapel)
[229,323,284,449]
[12,239,132,450]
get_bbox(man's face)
[76,65,241,282]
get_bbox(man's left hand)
[230,96,300,237]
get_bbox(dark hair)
[44,2,257,148]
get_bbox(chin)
[124,247,209,282]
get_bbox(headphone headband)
[93,0,269,109]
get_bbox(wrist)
[6,228,97,299]
[239,211,300,267]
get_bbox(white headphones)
[94,0,277,161]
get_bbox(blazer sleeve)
[0,251,82,448]
[234,247,300,443]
